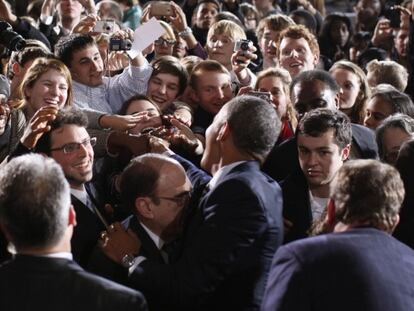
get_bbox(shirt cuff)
[40,15,53,25]
[128,256,146,275]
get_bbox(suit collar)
[9,254,81,271]
[209,160,246,189]
[209,161,260,190]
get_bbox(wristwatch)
[178,27,193,38]
[121,254,136,268]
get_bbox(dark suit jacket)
[71,183,112,268]
[129,156,284,311]
[0,255,147,311]
[89,215,165,285]
[262,228,414,311]
[280,170,312,243]
[263,123,378,182]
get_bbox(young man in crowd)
[55,33,152,114]
[263,159,414,311]
[277,24,320,79]
[282,108,351,242]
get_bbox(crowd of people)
[0,0,414,310]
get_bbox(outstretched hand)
[20,106,59,150]
[100,222,141,264]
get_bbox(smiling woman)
[15,57,73,119]
[1,58,74,159]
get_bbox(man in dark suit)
[89,154,192,285]
[282,108,352,243]
[101,96,284,310]
[0,154,148,311]
[263,69,378,182]
[262,159,414,311]
[34,109,113,268]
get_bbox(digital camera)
[93,20,115,34]
[234,39,253,52]
[109,38,132,51]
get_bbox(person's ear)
[11,62,21,76]
[334,91,341,109]
[68,205,77,227]
[390,214,400,233]
[341,144,351,161]
[217,122,230,142]
[135,197,154,219]
[313,54,320,67]
[189,86,199,102]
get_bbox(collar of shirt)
[37,252,73,260]
[140,221,165,250]
[71,187,87,206]
[309,190,329,221]
[208,161,246,190]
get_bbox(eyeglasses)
[154,38,176,46]
[153,191,191,206]
[50,137,97,154]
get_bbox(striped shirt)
[73,61,153,114]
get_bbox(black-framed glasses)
[50,137,97,154]
[154,191,191,206]
[154,38,176,46]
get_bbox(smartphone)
[93,20,115,34]
[151,2,173,16]
[383,6,401,28]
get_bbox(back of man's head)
[220,95,281,162]
[331,159,404,233]
[0,154,71,251]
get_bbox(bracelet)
[178,27,193,38]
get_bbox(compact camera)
[234,39,253,52]
[93,20,115,34]
[109,38,132,51]
[150,1,173,16]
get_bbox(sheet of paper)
[127,17,166,59]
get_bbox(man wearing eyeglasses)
[101,96,284,311]
[28,108,114,268]
[89,153,193,286]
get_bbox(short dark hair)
[371,84,414,118]
[0,154,71,250]
[195,0,221,12]
[332,159,404,232]
[35,108,88,155]
[120,154,179,212]
[375,113,414,162]
[55,34,96,68]
[190,60,230,90]
[290,69,340,95]
[297,108,352,149]
[120,94,161,116]
[8,47,51,79]
[151,56,188,96]
[220,95,280,162]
